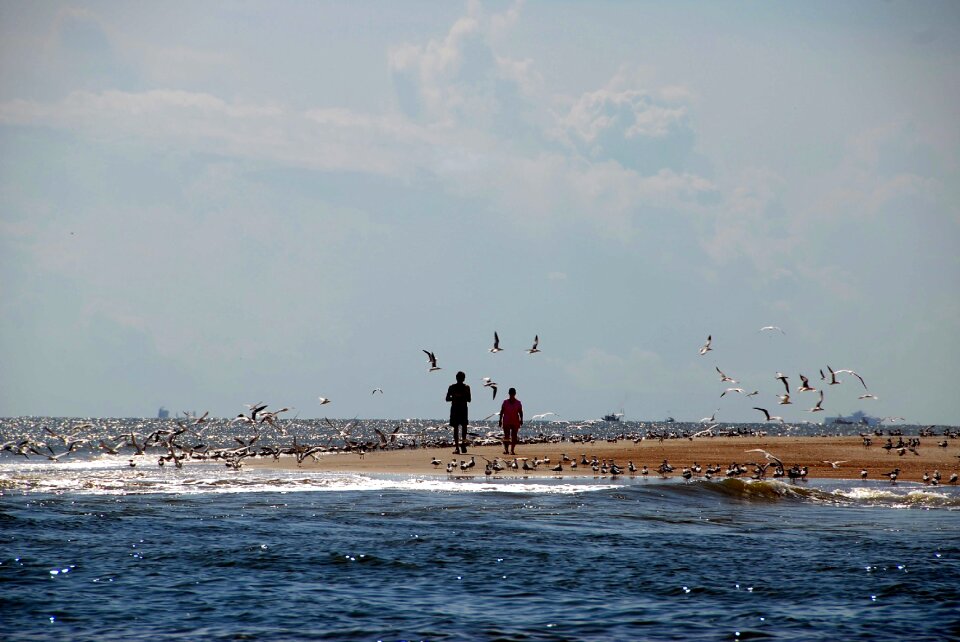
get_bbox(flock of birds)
[2,329,957,486]
[697,330,880,427]
[426,425,960,485]
[315,332,540,406]
[430,450,825,482]
[2,410,959,486]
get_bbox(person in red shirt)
[498,387,523,455]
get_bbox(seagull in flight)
[822,460,847,469]
[775,372,790,394]
[489,332,503,353]
[807,390,825,412]
[834,368,868,390]
[531,412,557,421]
[721,388,744,398]
[797,374,816,392]
[753,407,784,423]
[759,326,785,334]
[371,388,383,395]
[745,448,783,468]
[699,335,712,355]
[423,349,441,371]
[716,366,737,383]
[526,335,541,354]
[318,397,331,405]
[826,366,841,385]
[859,393,879,400]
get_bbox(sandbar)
[246,435,960,483]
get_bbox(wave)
[661,477,960,509]
[2,458,958,508]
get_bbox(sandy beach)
[247,435,960,483]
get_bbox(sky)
[1,1,958,424]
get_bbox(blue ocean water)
[2,418,959,641]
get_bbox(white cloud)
[562,88,687,144]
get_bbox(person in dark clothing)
[446,371,471,454]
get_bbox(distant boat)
[602,412,623,422]
[826,410,879,426]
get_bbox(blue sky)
[1,1,958,424]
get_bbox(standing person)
[499,387,523,455]
[446,371,471,454]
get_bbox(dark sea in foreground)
[2,418,959,641]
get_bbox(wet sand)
[247,435,960,482]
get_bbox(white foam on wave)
[135,472,622,495]
[0,458,621,496]
[826,485,958,507]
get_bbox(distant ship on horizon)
[826,410,879,426]
[157,407,169,419]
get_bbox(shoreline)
[246,435,960,483]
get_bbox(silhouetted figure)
[499,387,523,455]
[446,371,471,454]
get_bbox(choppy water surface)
[2,418,959,641]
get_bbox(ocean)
[2,417,958,641]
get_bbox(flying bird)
[423,350,441,371]
[699,335,712,355]
[834,369,868,390]
[797,374,816,392]
[489,332,503,353]
[822,460,847,469]
[526,335,541,354]
[716,367,737,383]
[826,366,840,385]
[753,407,784,423]
[759,326,785,334]
[775,372,790,394]
[371,388,383,395]
[318,397,331,405]
[807,390,825,412]
[721,388,744,397]
[745,448,783,468]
